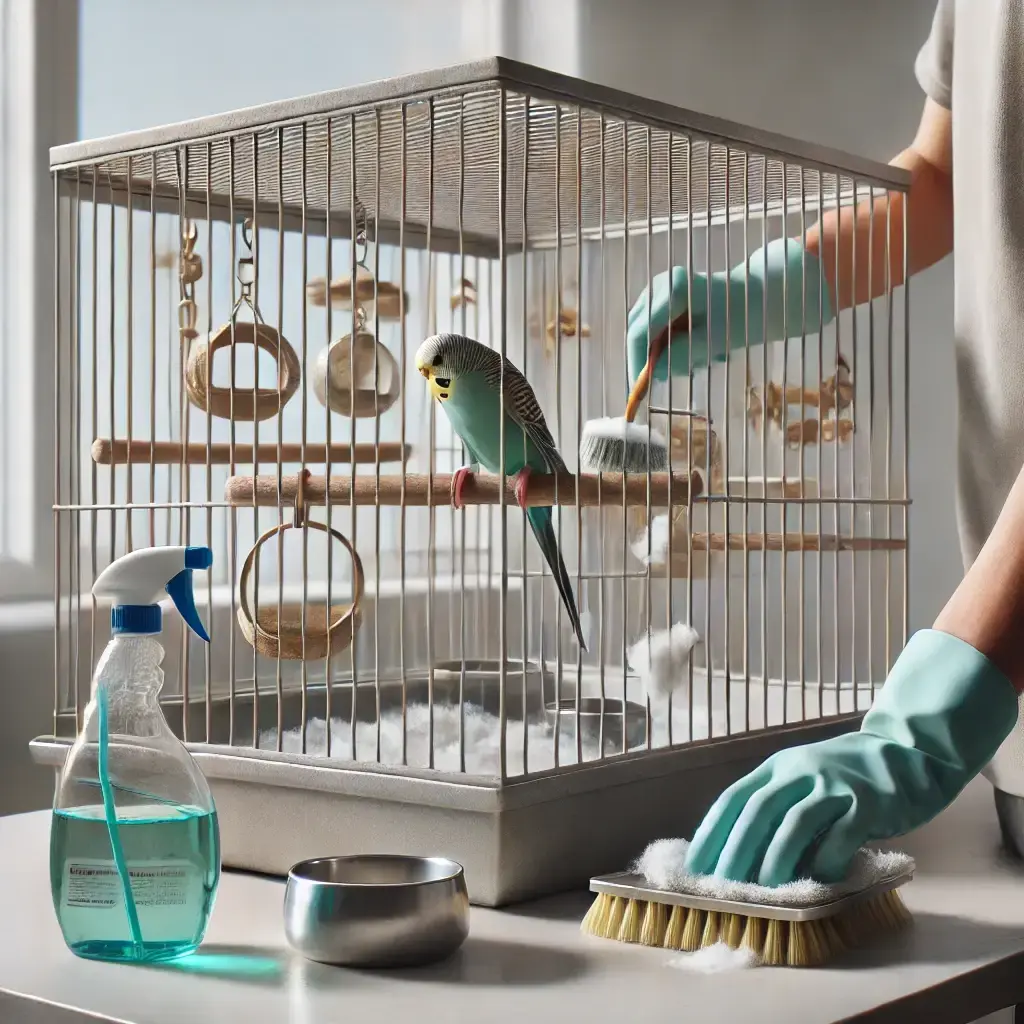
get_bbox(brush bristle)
[721,913,744,949]
[607,895,627,938]
[582,885,912,967]
[786,919,808,967]
[663,905,687,949]
[680,908,705,952]
[580,892,615,938]
[620,899,646,943]
[741,914,767,954]
[763,919,788,966]
[701,910,721,947]
[579,418,668,473]
[640,899,669,946]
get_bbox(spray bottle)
[51,546,220,963]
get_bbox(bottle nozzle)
[93,545,213,640]
[185,546,213,571]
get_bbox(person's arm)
[805,97,954,312]
[935,461,1024,694]
[625,100,954,406]
[685,447,1024,886]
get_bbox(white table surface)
[3,777,1024,1024]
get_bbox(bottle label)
[63,859,195,910]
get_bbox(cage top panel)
[53,57,910,253]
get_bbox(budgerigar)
[414,332,587,651]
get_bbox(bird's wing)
[485,357,567,473]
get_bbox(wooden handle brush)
[581,850,915,968]
[579,313,689,475]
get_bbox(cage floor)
[254,675,874,776]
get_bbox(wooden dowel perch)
[224,470,703,509]
[93,439,411,466]
[688,533,905,553]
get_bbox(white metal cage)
[34,59,910,905]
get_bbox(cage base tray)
[31,670,862,906]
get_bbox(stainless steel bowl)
[544,697,648,754]
[283,854,470,968]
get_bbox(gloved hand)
[626,237,834,389]
[684,629,1019,887]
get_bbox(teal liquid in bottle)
[51,804,219,961]
[51,546,220,964]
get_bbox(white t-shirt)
[916,0,1024,796]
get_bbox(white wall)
[78,0,491,136]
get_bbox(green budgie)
[415,332,587,651]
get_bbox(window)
[0,0,77,603]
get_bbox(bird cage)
[33,59,910,907]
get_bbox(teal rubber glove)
[626,237,834,389]
[684,629,1019,887]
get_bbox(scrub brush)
[581,838,914,968]
[579,315,683,473]
[579,418,668,473]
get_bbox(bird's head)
[415,333,462,402]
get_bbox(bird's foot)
[511,466,533,510]
[450,466,474,510]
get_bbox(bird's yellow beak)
[416,360,453,400]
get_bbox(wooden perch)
[93,439,411,466]
[224,470,703,509]
[306,271,407,319]
[785,418,855,448]
[748,356,855,433]
[688,532,905,553]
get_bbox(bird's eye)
[432,354,443,367]
[435,377,451,388]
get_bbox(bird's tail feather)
[526,506,587,652]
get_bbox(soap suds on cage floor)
[257,681,858,775]
[260,703,621,775]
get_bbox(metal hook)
[241,217,254,253]
[355,230,369,271]
[293,468,310,529]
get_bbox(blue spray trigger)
[166,569,210,643]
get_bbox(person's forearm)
[934,464,1024,694]
[803,148,954,313]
